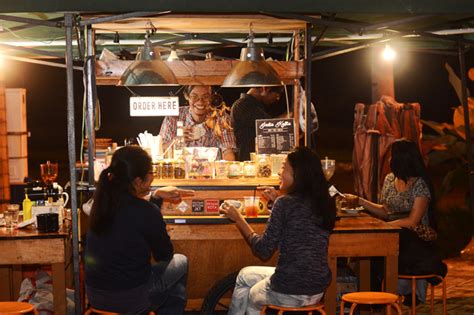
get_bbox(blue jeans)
[149,253,188,315]
[228,266,324,315]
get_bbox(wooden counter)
[0,227,69,314]
[153,177,280,216]
[165,213,399,314]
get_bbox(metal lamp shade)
[118,37,179,86]
[222,46,281,87]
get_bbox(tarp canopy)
[0,3,473,61]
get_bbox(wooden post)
[0,59,10,212]
[371,46,395,102]
[293,31,301,146]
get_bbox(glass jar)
[214,160,228,179]
[257,155,272,178]
[270,154,286,176]
[187,158,213,179]
[173,160,186,179]
[152,162,162,179]
[162,161,174,179]
[243,161,256,178]
[227,161,242,179]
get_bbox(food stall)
[1,5,474,315]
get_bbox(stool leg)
[340,300,345,315]
[391,302,403,315]
[261,305,267,315]
[411,277,417,315]
[442,279,447,315]
[349,302,358,315]
[430,284,435,315]
[386,303,392,315]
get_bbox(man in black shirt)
[230,86,284,161]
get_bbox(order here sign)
[129,96,179,116]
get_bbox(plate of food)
[341,206,364,214]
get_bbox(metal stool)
[0,302,38,315]
[398,274,447,315]
[261,303,326,314]
[340,292,402,315]
[84,307,155,315]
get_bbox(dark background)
[3,48,473,186]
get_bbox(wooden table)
[326,213,400,315]
[0,227,69,314]
[165,213,399,314]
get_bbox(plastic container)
[162,161,174,179]
[257,155,272,178]
[227,161,242,179]
[214,160,228,179]
[173,160,186,179]
[243,161,256,178]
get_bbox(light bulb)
[382,44,396,62]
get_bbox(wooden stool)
[0,302,38,314]
[261,303,326,314]
[84,307,155,315]
[340,292,402,315]
[398,274,447,315]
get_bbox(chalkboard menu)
[255,118,296,155]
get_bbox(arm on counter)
[357,196,389,220]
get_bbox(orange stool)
[261,303,326,314]
[398,274,446,315]
[0,302,38,314]
[340,292,402,315]
[84,307,155,315]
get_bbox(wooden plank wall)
[0,85,10,211]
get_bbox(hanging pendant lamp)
[118,32,179,86]
[222,31,281,87]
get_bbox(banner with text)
[130,96,179,116]
[255,118,296,155]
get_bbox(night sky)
[3,48,473,184]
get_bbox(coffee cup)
[344,195,359,209]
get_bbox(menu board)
[255,118,296,155]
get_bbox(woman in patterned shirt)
[346,138,446,305]
[159,85,236,160]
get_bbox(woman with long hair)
[85,146,194,314]
[346,138,446,305]
[220,147,336,314]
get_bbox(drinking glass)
[244,196,260,218]
[5,204,20,228]
[40,161,58,185]
[321,157,335,180]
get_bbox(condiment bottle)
[22,194,33,221]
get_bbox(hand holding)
[153,186,195,203]
[258,186,279,202]
[219,202,244,222]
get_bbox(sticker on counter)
[192,200,205,213]
[205,200,220,213]
[176,201,190,213]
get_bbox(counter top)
[0,227,69,240]
[152,177,280,189]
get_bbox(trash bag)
[18,269,75,314]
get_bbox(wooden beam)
[96,60,303,85]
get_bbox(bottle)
[173,121,185,160]
[22,194,33,221]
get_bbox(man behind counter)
[159,85,236,161]
[230,86,284,161]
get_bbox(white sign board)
[129,96,179,117]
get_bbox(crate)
[5,88,27,132]
[7,134,28,158]
[9,157,28,184]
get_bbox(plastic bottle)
[173,121,185,159]
[22,194,33,221]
